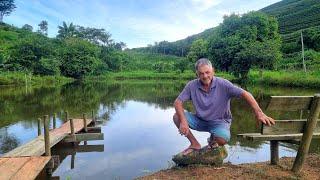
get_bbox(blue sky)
[5,0,280,48]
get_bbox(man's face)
[196,65,214,86]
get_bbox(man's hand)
[255,112,275,126]
[179,121,190,136]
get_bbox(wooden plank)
[0,157,30,179]
[262,119,320,135]
[267,96,313,111]
[3,118,92,157]
[55,145,104,155]
[87,127,101,133]
[10,156,51,180]
[63,133,104,143]
[237,133,320,141]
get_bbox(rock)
[172,146,228,166]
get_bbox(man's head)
[195,58,215,86]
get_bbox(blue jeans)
[184,111,231,142]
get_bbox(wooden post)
[270,140,279,165]
[83,113,87,133]
[91,110,95,122]
[292,94,320,172]
[69,118,75,135]
[53,113,56,129]
[65,111,69,122]
[43,115,51,156]
[38,118,42,136]
[71,153,75,169]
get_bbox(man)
[173,58,275,155]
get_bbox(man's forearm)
[174,99,188,124]
[241,91,263,116]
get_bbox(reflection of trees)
[1,81,319,152]
[0,128,20,154]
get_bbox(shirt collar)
[197,76,216,91]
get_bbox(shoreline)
[138,154,320,180]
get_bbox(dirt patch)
[138,154,320,180]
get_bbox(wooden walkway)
[3,119,92,157]
[0,115,102,180]
[0,156,51,180]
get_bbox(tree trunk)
[0,14,3,23]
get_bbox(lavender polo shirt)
[177,77,244,122]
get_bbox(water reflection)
[0,81,319,179]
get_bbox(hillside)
[134,0,320,56]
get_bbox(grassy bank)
[85,70,236,82]
[85,70,320,88]
[0,72,74,86]
[248,70,320,88]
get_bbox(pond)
[0,80,319,179]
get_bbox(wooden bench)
[238,94,320,172]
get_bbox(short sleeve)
[224,79,244,98]
[177,82,192,102]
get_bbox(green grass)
[247,70,320,88]
[85,70,236,82]
[0,72,74,86]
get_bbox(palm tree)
[56,21,76,39]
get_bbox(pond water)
[0,80,319,179]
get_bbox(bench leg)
[270,140,279,165]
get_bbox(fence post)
[43,115,51,156]
[38,118,42,136]
[83,113,87,133]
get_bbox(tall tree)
[208,11,281,78]
[22,24,33,32]
[57,21,76,39]
[0,0,16,22]
[38,20,48,36]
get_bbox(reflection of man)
[173,58,275,155]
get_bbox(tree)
[0,0,16,22]
[186,39,208,63]
[58,38,101,78]
[113,42,126,50]
[22,24,33,32]
[57,21,76,39]
[38,20,48,36]
[76,26,113,46]
[207,11,281,78]
[5,34,56,73]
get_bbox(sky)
[5,0,281,48]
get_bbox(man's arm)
[241,91,275,126]
[174,99,190,136]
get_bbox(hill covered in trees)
[134,0,320,57]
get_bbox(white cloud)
[190,0,222,12]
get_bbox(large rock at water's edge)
[172,146,228,166]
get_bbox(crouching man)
[173,58,275,156]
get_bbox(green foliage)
[35,57,61,75]
[0,0,16,22]
[186,39,208,63]
[57,21,76,39]
[59,38,102,78]
[5,34,56,73]
[99,47,129,72]
[152,61,173,73]
[38,20,48,36]
[208,11,281,78]
[174,59,190,73]
[261,0,320,34]
[22,24,33,32]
